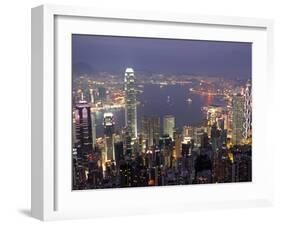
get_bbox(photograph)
[71,34,252,190]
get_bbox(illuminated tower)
[90,108,96,148]
[89,88,95,104]
[141,116,160,147]
[124,68,137,140]
[243,81,252,140]
[163,115,175,140]
[232,94,244,145]
[206,105,223,136]
[74,100,93,167]
[103,113,115,161]
[174,130,182,159]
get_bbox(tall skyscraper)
[141,116,160,148]
[174,130,182,159]
[103,112,115,161]
[243,81,252,140]
[163,115,175,140]
[206,105,224,136]
[181,138,192,157]
[206,105,223,126]
[194,126,206,147]
[182,125,194,139]
[124,68,137,140]
[97,85,106,103]
[232,94,244,145]
[89,88,95,104]
[90,108,96,148]
[123,127,133,156]
[74,100,93,168]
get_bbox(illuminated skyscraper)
[74,100,93,168]
[97,86,106,103]
[103,112,115,161]
[182,126,194,139]
[163,115,175,140]
[174,130,182,159]
[182,138,192,157]
[90,108,96,148]
[124,68,137,140]
[89,88,95,104]
[232,94,244,145]
[122,127,133,156]
[193,126,207,148]
[206,105,224,136]
[141,116,160,147]
[206,105,223,126]
[243,81,252,140]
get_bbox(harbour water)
[95,84,225,138]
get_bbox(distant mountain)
[72,62,94,75]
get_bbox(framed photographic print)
[31,4,274,221]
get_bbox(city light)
[72,35,252,190]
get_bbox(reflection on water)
[95,84,225,138]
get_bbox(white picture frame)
[31,4,274,221]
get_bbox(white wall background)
[0,0,280,225]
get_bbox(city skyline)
[72,35,252,190]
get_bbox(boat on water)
[167,96,170,103]
[187,98,192,103]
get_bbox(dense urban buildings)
[72,35,252,190]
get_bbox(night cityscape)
[72,35,252,190]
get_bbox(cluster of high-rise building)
[72,68,252,190]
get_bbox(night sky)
[72,34,252,79]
